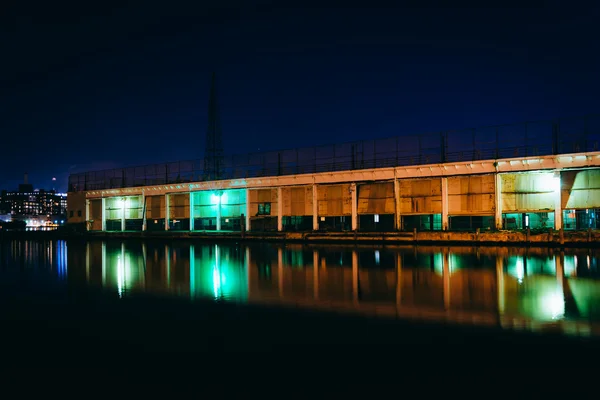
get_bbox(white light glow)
[516,257,524,283]
[542,291,565,320]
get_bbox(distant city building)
[0,174,67,228]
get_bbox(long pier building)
[66,114,600,244]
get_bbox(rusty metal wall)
[399,178,442,214]
[448,174,495,215]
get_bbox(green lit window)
[258,202,271,215]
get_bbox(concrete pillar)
[495,173,503,230]
[164,194,170,231]
[121,197,126,232]
[85,199,90,231]
[350,183,358,231]
[352,250,359,304]
[277,187,283,232]
[245,189,251,232]
[396,252,402,305]
[312,184,319,231]
[496,255,505,315]
[101,198,106,231]
[394,178,401,230]
[443,249,450,310]
[189,192,195,231]
[313,250,319,300]
[278,247,283,297]
[554,171,562,231]
[216,195,222,231]
[441,177,449,231]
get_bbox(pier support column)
[441,177,449,231]
[495,173,503,230]
[496,256,505,315]
[394,178,401,230]
[189,192,195,231]
[443,249,450,310]
[277,187,283,232]
[141,194,147,232]
[101,198,106,231]
[245,189,251,232]
[352,250,359,304]
[216,195,222,231]
[351,183,357,231]
[164,194,170,231]
[121,197,126,232]
[554,171,562,231]
[312,184,319,231]
[85,199,90,231]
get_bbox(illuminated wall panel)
[317,184,352,216]
[501,172,556,212]
[357,182,395,215]
[220,189,246,218]
[562,169,600,209]
[104,196,143,220]
[192,190,246,219]
[398,178,442,214]
[281,186,313,216]
[447,174,495,215]
[192,191,215,218]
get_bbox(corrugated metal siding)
[318,184,352,216]
[169,194,189,219]
[282,186,313,216]
[448,175,495,215]
[501,172,555,211]
[562,170,600,209]
[399,178,442,214]
[147,196,164,219]
[357,182,395,214]
[249,189,277,216]
[90,199,102,230]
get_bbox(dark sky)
[1,0,599,192]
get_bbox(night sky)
[1,1,599,192]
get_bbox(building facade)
[67,151,600,233]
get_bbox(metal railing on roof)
[68,113,600,192]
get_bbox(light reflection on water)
[3,240,600,337]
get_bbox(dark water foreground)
[2,239,600,369]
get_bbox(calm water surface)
[2,239,600,337]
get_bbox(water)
[2,239,600,338]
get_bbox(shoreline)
[1,228,598,247]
